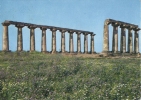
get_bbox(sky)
[0,0,140,53]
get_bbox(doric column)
[28,26,36,51]
[15,24,24,51]
[51,28,57,53]
[112,23,119,53]
[60,30,66,53]
[69,31,74,53]
[102,20,110,53]
[127,26,133,53]
[40,27,47,52]
[2,22,10,51]
[77,32,81,53]
[120,25,126,53]
[133,28,140,53]
[91,33,95,54]
[84,32,88,53]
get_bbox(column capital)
[68,30,74,34]
[126,26,134,30]
[91,34,95,36]
[133,27,140,31]
[120,24,127,28]
[40,27,47,30]
[83,32,88,35]
[2,22,10,26]
[60,29,66,33]
[15,24,24,28]
[50,28,57,32]
[28,25,37,29]
[112,22,120,27]
[76,31,81,34]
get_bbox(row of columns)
[103,19,140,54]
[2,21,95,54]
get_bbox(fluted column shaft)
[69,31,74,53]
[112,24,118,53]
[2,23,10,51]
[16,24,24,51]
[134,30,139,53]
[60,30,66,53]
[28,26,36,51]
[128,28,133,53]
[84,33,88,53]
[120,26,126,53]
[41,27,47,52]
[91,34,95,54]
[50,28,57,53]
[77,32,81,53]
[103,23,109,52]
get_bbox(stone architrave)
[2,22,10,51]
[84,32,88,53]
[120,25,126,53]
[91,33,95,54]
[77,32,81,53]
[40,27,47,52]
[51,28,57,53]
[102,20,110,53]
[134,28,140,53]
[60,30,66,53]
[127,27,133,53]
[112,23,119,53]
[69,31,74,53]
[15,24,24,51]
[28,25,36,51]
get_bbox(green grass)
[0,51,140,100]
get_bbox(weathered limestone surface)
[134,28,139,53]
[112,23,119,53]
[2,22,10,51]
[16,24,24,51]
[41,27,47,52]
[91,34,95,53]
[77,32,81,53]
[60,30,66,53]
[28,26,36,51]
[128,28,133,53]
[51,28,57,53]
[84,33,88,53]
[102,20,109,53]
[120,26,126,53]
[69,31,74,53]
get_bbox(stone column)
[91,33,95,54]
[15,24,24,51]
[102,20,110,53]
[77,32,81,53]
[84,33,88,53]
[51,28,57,53]
[69,31,74,53]
[60,30,66,53]
[2,22,10,51]
[127,27,133,53]
[40,27,47,52]
[120,25,126,53]
[134,28,140,53]
[112,23,119,53]
[28,26,36,51]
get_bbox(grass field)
[0,51,140,100]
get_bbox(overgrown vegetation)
[0,51,140,100]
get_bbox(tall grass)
[0,52,140,100]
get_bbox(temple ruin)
[1,19,140,57]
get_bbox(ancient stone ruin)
[2,20,95,54]
[102,19,140,57]
[1,19,140,57]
